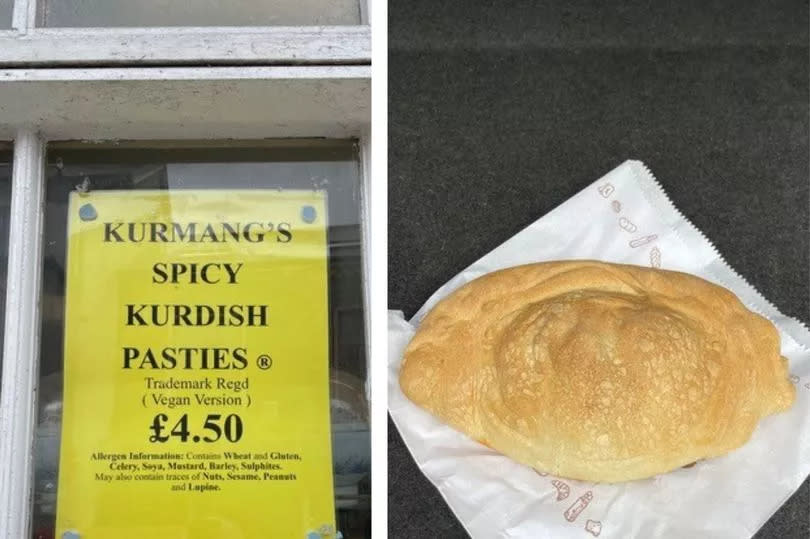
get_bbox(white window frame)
[0,0,371,536]
[0,27,370,66]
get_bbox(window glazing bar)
[11,0,35,32]
[0,130,46,539]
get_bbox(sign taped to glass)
[56,190,335,538]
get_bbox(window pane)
[0,146,10,388]
[33,142,369,538]
[0,0,11,28]
[38,0,361,27]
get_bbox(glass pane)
[38,0,361,27]
[0,146,11,388]
[0,0,11,28]
[33,142,369,539]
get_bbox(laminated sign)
[56,190,335,539]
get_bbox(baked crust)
[400,261,795,482]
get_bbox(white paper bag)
[388,160,810,539]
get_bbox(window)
[0,0,11,28]
[32,141,369,538]
[0,146,11,384]
[0,0,370,535]
[38,0,362,27]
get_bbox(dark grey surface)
[388,1,810,537]
[390,0,806,50]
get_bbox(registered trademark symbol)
[257,354,273,370]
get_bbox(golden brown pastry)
[400,261,795,482]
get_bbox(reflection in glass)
[33,142,369,538]
[0,0,10,28]
[0,148,11,388]
[38,0,360,27]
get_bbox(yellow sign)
[56,190,335,539]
